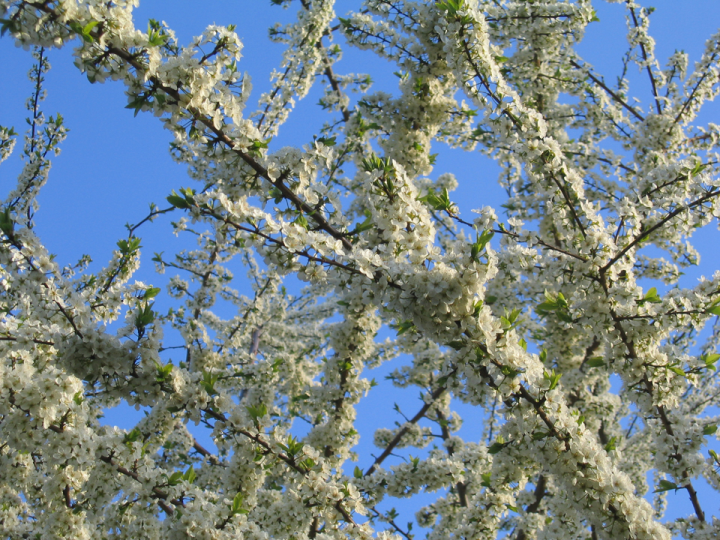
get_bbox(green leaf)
[147,20,168,47]
[500,365,520,378]
[480,472,492,487]
[703,353,720,370]
[125,95,148,116]
[70,20,96,41]
[501,308,522,331]
[144,287,161,299]
[394,320,416,336]
[231,492,249,515]
[167,193,189,209]
[246,403,267,428]
[68,21,83,34]
[0,18,18,38]
[316,136,336,147]
[82,20,99,35]
[201,370,219,396]
[707,298,720,314]
[0,208,14,237]
[135,304,155,329]
[470,230,494,260]
[543,369,562,391]
[168,471,184,486]
[299,457,315,471]
[268,186,283,204]
[148,33,167,47]
[248,138,271,158]
[279,435,303,457]
[535,291,572,322]
[417,191,440,208]
[586,357,606,368]
[117,237,142,255]
[183,465,196,484]
[487,443,504,454]
[604,436,617,452]
[703,425,718,436]
[640,287,662,304]
[488,439,508,454]
[154,361,173,383]
[123,428,142,446]
[536,301,556,314]
[417,187,455,213]
[436,0,467,18]
[654,479,678,493]
[690,162,708,176]
[294,214,309,230]
[362,154,392,172]
[668,365,686,377]
[351,210,374,235]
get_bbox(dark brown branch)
[628,6,662,115]
[369,506,414,540]
[672,47,720,128]
[515,475,547,540]
[99,454,184,516]
[601,189,720,271]
[570,60,645,121]
[63,485,73,509]
[436,409,468,507]
[365,385,446,476]
[449,214,589,262]
[549,172,586,239]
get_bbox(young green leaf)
[586,357,606,368]
[654,479,678,493]
[183,465,196,484]
[639,287,662,304]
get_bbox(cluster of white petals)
[1,0,720,538]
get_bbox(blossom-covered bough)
[1,0,720,538]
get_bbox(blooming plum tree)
[1,0,720,539]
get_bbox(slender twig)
[365,385,447,476]
[570,60,645,121]
[628,6,662,115]
[601,189,720,271]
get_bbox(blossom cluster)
[1,0,720,538]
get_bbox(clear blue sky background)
[2,0,720,534]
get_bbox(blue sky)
[2,0,720,534]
